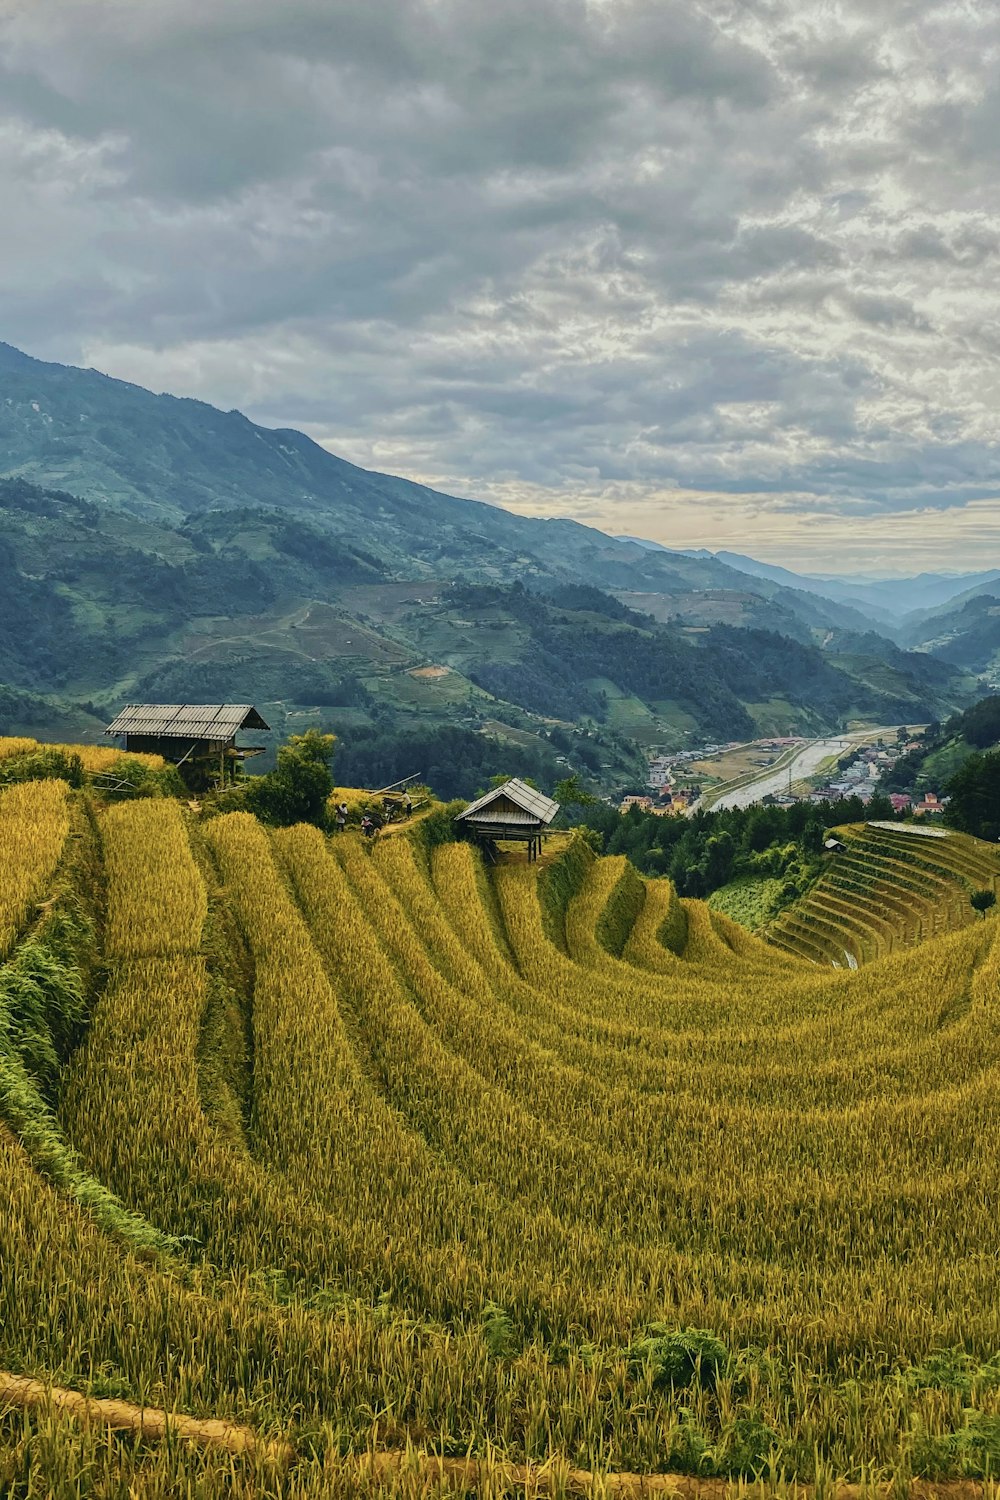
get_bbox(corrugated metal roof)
[105,704,270,739]
[462,805,542,826]
[456,777,560,826]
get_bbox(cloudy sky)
[3,0,1000,574]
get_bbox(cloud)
[2,0,1000,569]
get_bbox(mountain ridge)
[0,342,981,779]
[0,340,881,636]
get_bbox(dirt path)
[378,804,438,838]
[0,1372,293,1466]
[1,1372,996,1497]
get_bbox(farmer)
[335,801,349,832]
[403,791,413,817]
[361,813,377,840]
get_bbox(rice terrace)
[2,731,1000,1498]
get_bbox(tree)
[243,729,336,827]
[554,773,598,809]
[801,819,826,856]
[947,751,1000,842]
[701,830,736,889]
[971,889,997,919]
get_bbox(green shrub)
[910,1414,1000,1479]
[903,1347,1000,1399]
[625,1325,729,1392]
[98,756,185,800]
[413,799,465,851]
[480,1301,517,1359]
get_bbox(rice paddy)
[2,756,1000,1496]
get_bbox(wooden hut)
[455,778,560,862]
[104,704,270,784]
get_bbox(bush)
[412,800,464,851]
[243,730,336,828]
[97,756,185,801]
[625,1325,729,1392]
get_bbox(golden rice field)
[2,773,1000,1496]
[0,734,166,773]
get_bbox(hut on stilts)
[454,778,560,862]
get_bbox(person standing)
[335,801,349,832]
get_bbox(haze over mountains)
[0,341,994,780]
[673,545,1000,626]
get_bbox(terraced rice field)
[2,777,1000,1495]
[766,822,1000,966]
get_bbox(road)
[708,735,852,811]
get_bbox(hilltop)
[2,740,1000,1491]
[902,591,1000,682]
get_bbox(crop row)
[0,779,71,958]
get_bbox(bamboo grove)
[2,762,1000,1496]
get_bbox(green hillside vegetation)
[0,475,975,793]
[0,341,877,633]
[902,589,1000,675]
[3,742,1000,1493]
[883,696,1000,795]
[573,789,885,898]
[0,342,982,790]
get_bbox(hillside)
[881,696,1000,795]
[902,591,1000,681]
[0,475,977,785]
[0,341,878,636]
[3,752,1000,1490]
[765,822,1000,965]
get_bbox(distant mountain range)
[0,340,988,780]
[673,544,1000,625]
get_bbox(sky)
[3,0,1000,576]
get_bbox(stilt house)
[455,778,560,862]
[104,704,270,783]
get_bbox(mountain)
[0,342,979,780]
[692,546,1000,624]
[826,569,1000,619]
[900,592,1000,682]
[0,472,973,779]
[0,340,876,637]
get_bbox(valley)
[0,343,991,803]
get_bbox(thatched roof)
[105,705,270,739]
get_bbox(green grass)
[708,876,786,930]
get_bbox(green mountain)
[0,342,980,785]
[901,592,1000,681]
[0,473,974,785]
[0,340,876,631]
